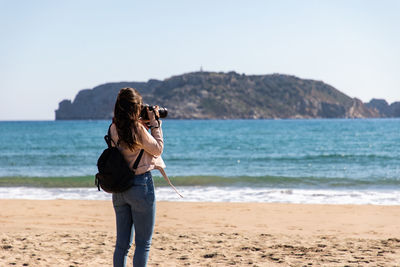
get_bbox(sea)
[0,119,399,205]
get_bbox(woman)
[110,87,164,267]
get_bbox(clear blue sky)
[1,0,399,120]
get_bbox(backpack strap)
[132,149,144,171]
[104,123,117,148]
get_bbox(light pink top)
[109,121,166,175]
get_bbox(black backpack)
[95,124,144,193]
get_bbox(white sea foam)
[0,186,399,205]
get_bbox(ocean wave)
[0,186,399,205]
[161,175,400,188]
[1,175,399,189]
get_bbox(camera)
[140,104,168,120]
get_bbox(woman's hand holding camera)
[140,106,160,130]
[148,105,160,127]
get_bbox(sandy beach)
[0,200,399,266]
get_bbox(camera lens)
[158,107,168,118]
[140,105,168,120]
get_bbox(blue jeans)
[112,171,156,267]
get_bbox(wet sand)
[1,200,400,266]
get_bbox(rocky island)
[55,71,399,120]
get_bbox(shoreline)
[1,200,400,266]
[1,185,399,205]
[0,197,400,207]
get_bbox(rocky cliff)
[55,71,389,120]
[365,99,400,118]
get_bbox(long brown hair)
[113,88,143,150]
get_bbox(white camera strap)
[155,166,183,198]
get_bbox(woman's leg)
[127,172,156,267]
[113,195,134,267]
[131,198,155,267]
